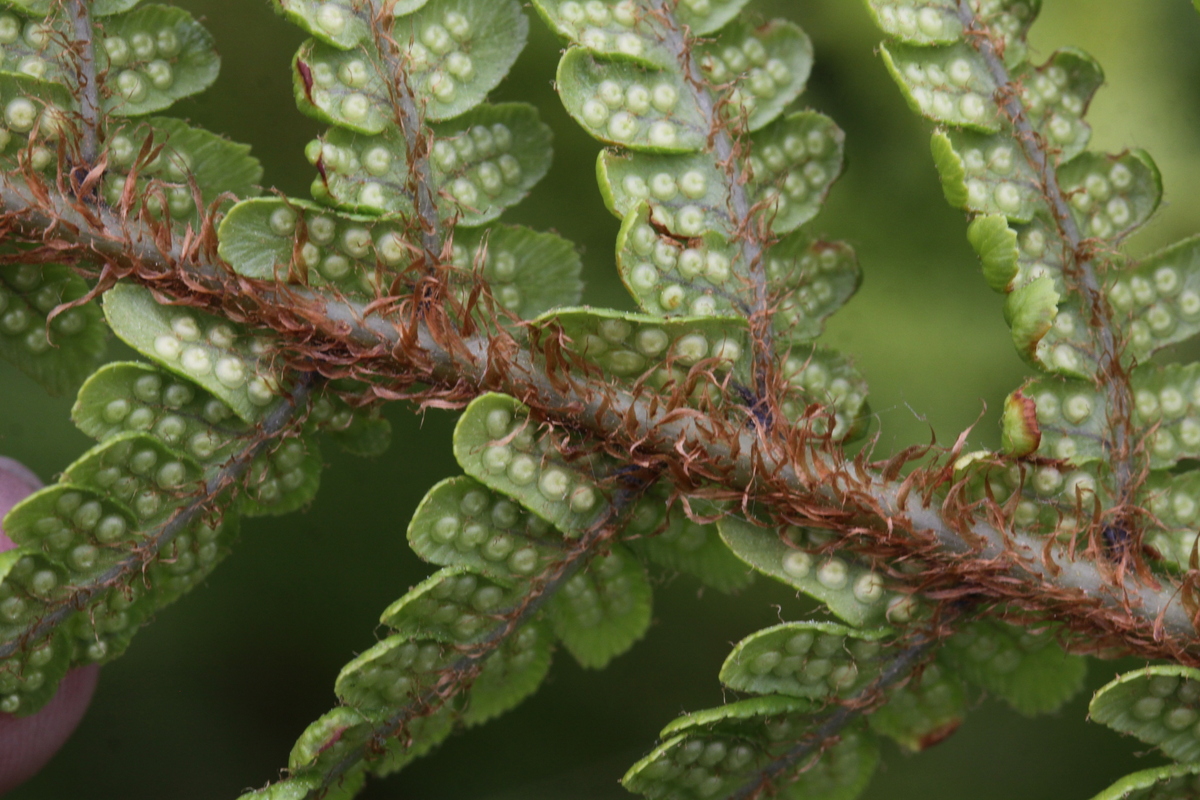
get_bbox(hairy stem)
[648,0,776,411]
[954,0,1136,519]
[0,373,313,659]
[67,0,100,166]
[0,177,1193,662]
[367,0,442,269]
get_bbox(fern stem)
[648,0,776,414]
[1,179,1193,659]
[953,0,1136,520]
[367,1,442,269]
[0,373,313,659]
[303,468,661,798]
[727,633,939,800]
[67,0,100,166]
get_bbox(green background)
[4,0,1200,798]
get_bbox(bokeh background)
[5,1,1200,798]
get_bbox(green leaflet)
[557,47,708,153]
[868,659,967,752]
[866,0,1039,65]
[0,11,71,85]
[0,70,76,166]
[407,476,568,582]
[293,0,528,131]
[625,490,752,593]
[5,484,144,579]
[1090,667,1200,762]
[73,362,249,464]
[449,225,584,321]
[1108,235,1200,362]
[599,113,842,240]
[559,20,811,151]
[961,454,1106,536]
[0,263,107,396]
[280,705,452,797]
[333,626,552,724]
[453,393,616,537]
[380,566,529,644]
[394,0,528,121]
[239,435,322,517]
[967,214,1021,293]
[0,549,71,643]
[1002,376,1102,464]
[531,0,676,68]
[218,197,409,290]
[1009,364,1200,470]
[532,0,753,63]
[102,116,263,225]
[0,3,221,122]
[966,212,1079,302]
[1058,150,1161,241]
[695,20,812,133]
[863,1,964,46]
[612,173,854,322]
[930,129,1041,222]
[310,392,393,458]
[1002,274,1098,379]
[548,544,652,668]
[103,283,288,422]
[0,625,71,716]
[717,516,899,628]
[219,199,582,319]
[624,696,879,800]
[881,41,1001,133]
[461,621,554,726]
[61,432,205,525]
[531,307,752,386]
[749,112,845,235]
[614,203,753,315]
[99,4,220,116]
[2,0,139,16]
[428,105,553,225]
[779,345,871,441]
[311,102,552,223]
[1088,763,1200,800]
[272,0,430,49]
[945,619,1086,715]
[1145,471,1200,570]
[1015,48,1104,163]
[719,622,892,700]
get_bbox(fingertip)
[0,459,98,795]
[0,665,100,795]
[0,457,42,553]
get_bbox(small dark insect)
[1102,525,1132,563]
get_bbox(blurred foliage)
[2,1,1200,798]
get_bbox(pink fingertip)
[0,456,42,552]
[0,665,99,795]
[0,456,100,795]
